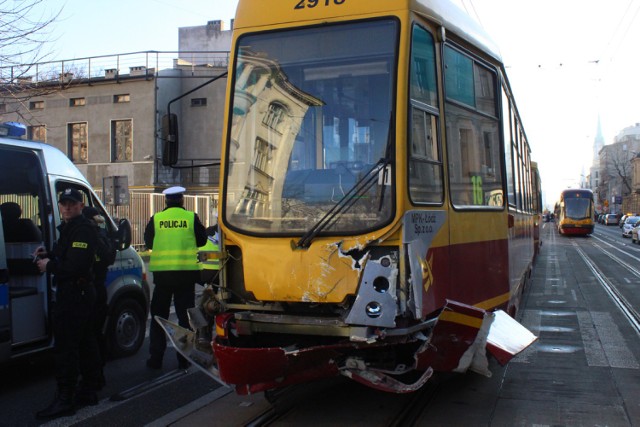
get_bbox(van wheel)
[107,298,145,358]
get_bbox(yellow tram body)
[160,0,540,394]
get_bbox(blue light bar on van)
[0,122,27,138]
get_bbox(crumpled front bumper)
[156,300,536,394]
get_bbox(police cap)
[163,186,186,200]
[58,188,83,203]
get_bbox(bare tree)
[0,0,60,69]
[0,1,65,123]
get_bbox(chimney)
[105,68,118,78]
[207,19,222,32]
[59,72,74,83]
[129,66,147,76]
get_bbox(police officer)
[199,225,221,286]
[144,186,207,370]
[35,188,102,420]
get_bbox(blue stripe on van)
[105,267,143,289]
[0,284,8,309]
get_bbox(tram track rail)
[571,239,640,337]
[241,375,442,426]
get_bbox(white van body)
[0,137,149,362]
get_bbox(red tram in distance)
[556,189,595,236]
[158,0,539,394]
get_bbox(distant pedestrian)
[144,186,207,370]
[35,188,102,420]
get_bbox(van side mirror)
[116,218,132,250]
[161,114,179,166]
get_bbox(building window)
[262,102,287,133]
[0,103,6,113]
[114,94,130,103]
[191,97,207,107]
[70,97,86,107]
[29,100,44,110]
[68,122,88,163]
[111,119,132,162]
[28,125,46,142]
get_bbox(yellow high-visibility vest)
[199,237,221,270]
[149,208,199,272]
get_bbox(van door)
[0,213,10,361]
[0,144,50,358]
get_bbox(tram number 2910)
[295,0,346,10]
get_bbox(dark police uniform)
[37,189,102,419]
[82,206,113,385]
[144,186,207,370]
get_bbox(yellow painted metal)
[473,292,511,311]
[234,234,362,303]
[438,311,483,329]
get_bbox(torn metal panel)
[486,309,538,365]
[403,210,447,319]
[342,366,434,393]
[155,316,227,387]
[344,255,399,327]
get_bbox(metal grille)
[96,191,218,250]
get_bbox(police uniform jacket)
[144,206,207,272]
[199,236,221,271]
[46,214,97,284]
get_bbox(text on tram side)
[411,212,436,235]
[295,0,346,10]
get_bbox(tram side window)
[410,25,438,107]
[409,25,442,204]
[410,109,442,203]
[502,89,516,207]
[444,45,503,209]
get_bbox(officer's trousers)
[148,270,198,363]
[53,281,103,392]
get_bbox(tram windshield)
[564,197,592,220]
[223,19,398,235]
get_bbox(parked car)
[605,214,619,226]
[632,224,640,243]
[622,216,640,237]
[619,214,629,228]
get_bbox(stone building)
[0,21,234,196]
[596,123,640,214]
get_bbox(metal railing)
[96,190,219,251]
[0,51,230,85]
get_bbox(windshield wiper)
[295,116,394,249]
[294,161,386,249]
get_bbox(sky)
[31,0,640,210]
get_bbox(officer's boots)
[36,387,76,419]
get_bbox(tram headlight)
[373,276,390,293]
[365,302,382,318]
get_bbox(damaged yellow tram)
[159,0,539,394]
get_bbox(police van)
[0,130,149,362]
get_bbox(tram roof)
[233,0,502,62]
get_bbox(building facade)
[0,47,228,193]
[596,123,640,214]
